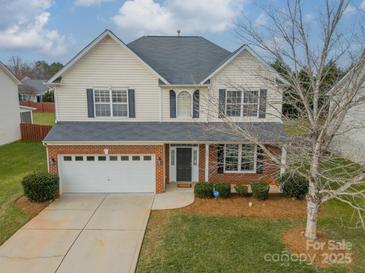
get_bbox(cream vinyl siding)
[0,69,20,145]
[209,49,283,123]
[161,87,209,122]
[56,36,161,121]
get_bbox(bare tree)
[203,0,365,240]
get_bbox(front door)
[176,148,192,181]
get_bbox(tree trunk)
[305,190,321,240]
[305,140,322,240]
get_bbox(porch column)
[205,144,209,181]
[280,145,287,176]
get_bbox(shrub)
[22,172,59,202]
[194,182,214,198]
[250,181,270,200]
[214,182,231,198]
[280,173,309,199]
[234,184,249,197]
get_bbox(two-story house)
[44,30,287,194]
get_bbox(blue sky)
[0,0,364,65]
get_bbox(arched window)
[177,91,192,118]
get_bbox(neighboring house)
[18,77,49,102]
[19,106,35,124]
[44,29,287,194]
[329,65,365,164]
[0,62,21,145]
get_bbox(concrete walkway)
[0,194,153,273]
[152,184,194,210]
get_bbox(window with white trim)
[177,91,192,118]
[225,90,259,117]
[94,88,128,117]
[224,144,256,172]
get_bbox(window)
[225,90,259,117]
[63,156,72,161]
[143,156,152,161]
[243,91,259,117]
[109,155,118,161]
[94,89,128,117]
[193,149,198,165]
[177,91,192,118]
[87,156,95,161]
[121,156,129,161]
[98,156,107,161]
[95,90,110,117]
[132,156,140,161]
[226,91,241,117]
[171,149,175,166]
[224,144,256,172]
[75,156,83,161]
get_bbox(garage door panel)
[59,155,155,193]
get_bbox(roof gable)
[128,36,231,84]
[48,30,169,84]
[0,62,20,85]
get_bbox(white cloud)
[75,0,111,7]
[113,0,246,36]
[0,0,67,56]
[255,12,268,27]
[360,0,365,11]
[344,4,356,15]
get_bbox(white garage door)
[59,154,155,193]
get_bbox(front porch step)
[176,182,193,188]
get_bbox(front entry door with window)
[176,148,192,181]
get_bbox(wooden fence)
[20,124,52,141]
[20,102,55,113]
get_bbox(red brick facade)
[47,143,280,194]
[47,144,165,193]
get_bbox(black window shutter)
[218,89,226,118]
[169,90,176,118]
[86,89,94,118]
[128,89,136,118]
[193,90,200,118]
[259,89,267,118]
[256,145,264,174]
[217,144,224,174]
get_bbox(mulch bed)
[283,228,353,269]
[15,196,50,217]
[179,194,306,219]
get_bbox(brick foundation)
[47,144,165,193]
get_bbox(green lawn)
[0,141,47,245]
[33,112,55,125]
[137,201,365,272]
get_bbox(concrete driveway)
[0,194,153,273]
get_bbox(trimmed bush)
[280,173,309,199]
[22,172,59,202]
[215,182,231,198]
[250,181,270,200]
[234,184,249,197]
[194,182,214,198]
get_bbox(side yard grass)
[32,112,55,125]
[0,141,46,245]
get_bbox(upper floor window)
[226,90,259,117]
[177,91,192,118]
[94,89,128,117]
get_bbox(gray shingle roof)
[44,122,287,143]
[127,36,232,84]
[19,78,49,95]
